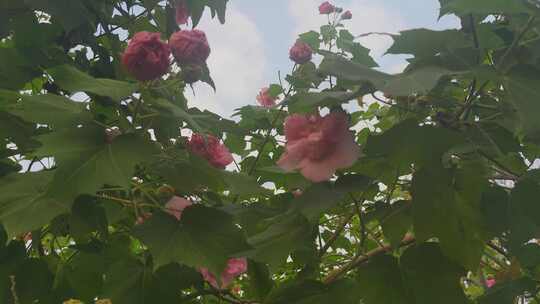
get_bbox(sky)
[187,0,461,117]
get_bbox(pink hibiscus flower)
[199,258,248,289]
[277,112,360,182]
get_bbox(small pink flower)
[200,258,248,289]
[341,10,352,20]
[165,196,193,220]
[187,134,234,169]
[486,278,496,288]
[121,32,171,81]
[169,30,211,65]
[292,189,303,197]
[289,41,313,65]
[319,1,335,14]
[256,87,277,108]
[175,0,189,25]
[277,112,360,182]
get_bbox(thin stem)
[371,93,426,116]
[319,212,355,257]
[323,234,416,284]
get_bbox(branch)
[10,276,19,304]
[498,16,537,70]
[247,104,286,176]
[319,212,355,257]
[323,234,416,284]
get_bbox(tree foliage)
[1,0,540,303]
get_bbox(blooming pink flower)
[486,278,496,288]
[121,32,171,81]
[175,0,189,25]
[319,1,335,14]
[341,10,352,20]
[200,258,248,289]
[256,87,277,108]
[277,112,360,182]
[187,134,234,169]
[169,30,211,65]
[165,196,193,220]
[292,189,303,197]
[289,41,313,65]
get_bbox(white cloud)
[187,5,267,117]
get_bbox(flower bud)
[169,30,211,65]
[289,41,313,65]
[319,1,335,14]
[121,32,171,81]
[341,10,352,20]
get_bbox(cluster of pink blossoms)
[121,1,210,84]
[319,1,353,19]
[120,0,361,292]
[187,134,234,169]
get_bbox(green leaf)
[336,30,377,67]
[65,251,105,301]
[356,255,412,304]
[291,183,345,222]
[268,84,283,98]
[440,0,531,16]
[478,278,537,304]
[320,54,452,96]
[134,206,250,274]
[103,258,153,304]
[8,93,87,127]
[0,47,42,90]
[287,62,324,89]
[334,174,373,193]
[207,0,228,24]
[246,213,314,270]
[147,97,206,134]
[15,259,54,304]
[0,239,26,303]
[383,66,454,96]
[298,31,320,50]
[288,90,358,113]
[0,171,69,238]
[508,171,540,247]
[320,25,337,43]
[412,163,488,270]
[222,171,271,196]
[265,279,361,304]
[364,119,463,169]
[48,65,137,101]
[246,261,274,301]
[319,54,391,88]
[387,29,471,57]
[187,0,207,28]
[480,186,510,238]
[504,66,540,143]
[400,243,468,304]
[378,201,413,249]
[24,0,92,32]
[68,197,108,240]
[155,154,225,193]
[40,131,157,201]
